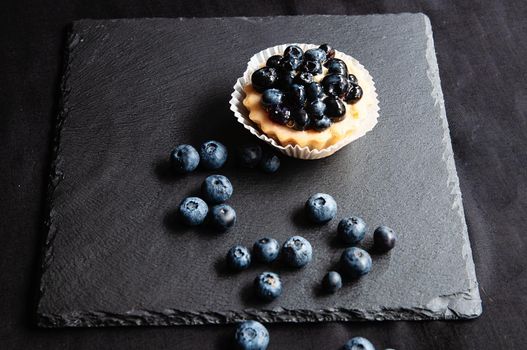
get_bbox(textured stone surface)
[37,14,481,327]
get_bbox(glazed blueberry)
[305,193,337,223]
[305,82,325,101]
[348,73,358,85]
[312,116,332,131]
[373,226,397,253]
[284,45,303,60]
[255,271,282,301]
[300,60,322,74]
[253,238,280,263]
[293,72,314,86]
[306,99,326,118]
[178,197,208,226]
[170,144,199,173]
[282,236,313,268]
[210,204,236,231]
[235,320,270,350]
[338,216,367,245]
[292,108,310,130]
[324,58,348,76]
[280,55,301,71]
[261,88,284,110]
[323,271,342,293]
[266,55,282,69]
[304,48,327,63]
[201,174,233,204]
[259,152,280,173]
[324,96,347,121]
[343,337,375,350]
[199,140,227,170]
[277,70,296,90]
[227,245,251,271]
[345,84,363,104]
[269,104,293,126]
[286,84,306,107]
[340,247,372,278]
[238,144,263,168]
[319,43,335,59]
[251,67,278,92]
[322,74,349,98]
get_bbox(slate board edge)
[36,15,482,328]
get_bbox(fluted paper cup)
[229,43,380,160]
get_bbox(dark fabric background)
[0,1,525,349]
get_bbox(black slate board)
[37,14,481,327]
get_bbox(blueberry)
[209,204,236,231]
[306,99,326,118]
[199,140,227,170]
[283,45,303,60]
[312,116,332,131]
[268,104,293,127]
[261,88,284,110]
[345,84,363,104]
[255,272,282,300]
[170,144,199,173]
[234,320,270,350]
[348,73,358,84]
[178,197,208,226]
[304,48,327,63]
[293,72,314,86]
[319,44,335,59]
[266,55,282,69]
[280,55,301,71]
[291,108,310,130]
[286,84,306,107]
[251,67,278,92]
[322,74,349,98]
[259,152,280,173]
[201,174,233,204]
[338,217,367,245]
[305,82,325,101]
[323,271,342,293]
[373,226,397,253]
[340,247,372,278]
[277,70,296,90]
[282,236,313,268]
[253,238,280,263]
[324,96,347,121]
[238,144,263,168]
[324,58,348,76]
[305,193,337,223]
[227,245,251,271]
[343,337,375,350]
[300,60,322,74]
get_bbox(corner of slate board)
[37,14,481,328]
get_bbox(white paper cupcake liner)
[229,43,380,160]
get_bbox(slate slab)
[37,14,481,327]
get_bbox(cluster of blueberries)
[251,43,363,131]
[234,320,391,350]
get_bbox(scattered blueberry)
[251,67,278,92]
[340,247,372,278]
[293,71,314,86]
[253,238,280,263]
[323,271,343,293]
[312,115,332,131]
[373,226,397,253]
[292,108,310,130]
[304,48,327,63]
[280,55,301,71]
[305,82,325,101]
[261,88,284,110]
[324,96,347,121]
[199,140,227,170]
[306,99,326,118]
[345,84,363,104]
[301,60,322,74]
[322,74,349,98]
[325,58,348,76]
[170,144,199,173]
[266,55,282,70]
[201,174,233,204]
[277,70,296,90]
[319,44,335,59]
[235,320,270,350]
[209,204,236,231]
[255,272,282,300]
[343,337,376,350]
[338,217,367,245]
[227,245,251,271]
[178,197,208,226]
[286,84,306,107]
[348,73,358,84]
[283,45,303,60]
[305,193,337,223]
[282,236,313,268]
[238,144,263,168]
[259,152,280,173]
[268,104,293,126]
